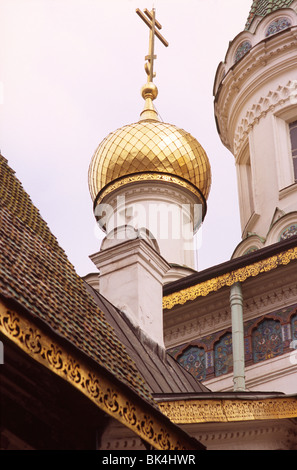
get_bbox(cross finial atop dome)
[136,8,168,82]
[136,8,169,121]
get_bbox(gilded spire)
[136,8,168,121]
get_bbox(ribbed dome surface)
[88,120,211,204]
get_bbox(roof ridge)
[0,154,153,404]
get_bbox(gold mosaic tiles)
[88,120,211,203]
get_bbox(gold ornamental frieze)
[163,247,297,310]
[158,397,297,424]
[0,299,196,450]
[95,172,204,207]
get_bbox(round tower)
[214,0,297,257]
[89,9,211,282]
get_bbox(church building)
[1,1,297,451]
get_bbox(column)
[230,282,246,392]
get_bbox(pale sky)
[0,0,253,277]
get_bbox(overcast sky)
[0,0,253,277]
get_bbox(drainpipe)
[230,282,246,392]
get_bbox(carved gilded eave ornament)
[0,297,200,450]
[157,396,297,424]
[163,246,297,310]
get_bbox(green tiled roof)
[0,155,153,404]
[245,0,295,30]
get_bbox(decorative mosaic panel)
[235,41,252,63]
[214,333,233,377]
[252,319,283,363]
[168,305,297,381]
[245,0,295,30]
[265,17,292,37]
[279,224,297,241]
[177,346,206,381]
[291,315,297,341]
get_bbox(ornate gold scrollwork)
[85,373,100,399]
[158,397,297,424]
[0,300,196,450]
[2,310,20,337]
[24,328,42,354]
[139,415,154,440]
[65,357,82,384]
[103,389,120,413]
[46,344,63,370]
[123,401,138,427]
[163,247,297,310]
[96,172,203,207]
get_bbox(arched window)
[234,41,252,63]
[214,333,233,377]
[177,346,206,381]
[243,246,258,255]
[252,319,283,363]
[279,224,297,241]
[265,18,292,37]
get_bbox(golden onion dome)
[89,120,211,202]
[88,83,211,218]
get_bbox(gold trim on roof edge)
[0,299,197,450]
[163,247,297,310]
[158,397,297,424]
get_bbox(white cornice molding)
[164,288,231,347]
[204,351,297,395]
[91,237,170,280]
[244,352,297,392]
[192,419,297,450]
[164,263,297,348]
[102,179,201,213]
[214,10,297,96]
[215,29,297,152]
[234,80,297,157]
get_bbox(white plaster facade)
[185,420,297,450]
[98,418,297,451]
[164,261,297,395]
[91,229,170,347]
[85,3,297,451]
[89,179,203,349]
[96,180,202,280]
[214,2,297,255]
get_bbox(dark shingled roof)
[245,0,295,30]
[0,155,153,404]
[85,285,210,395]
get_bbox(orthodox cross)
[136,8,169,83]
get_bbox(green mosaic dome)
[245,0,295,30]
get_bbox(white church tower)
[214,0,297,257]
[87,9,211,346]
